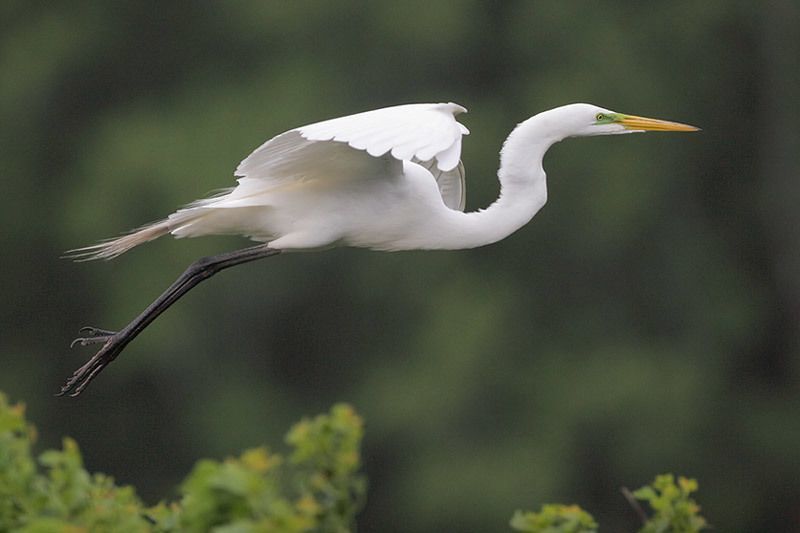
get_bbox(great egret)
[60,102,698,396]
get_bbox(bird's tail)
[64,208,208,261]
[65,219,172,261]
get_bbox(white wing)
[233,103,470,208]
[415,158,466,211]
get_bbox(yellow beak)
[620,114,700,132]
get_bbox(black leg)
[59,244,281,397]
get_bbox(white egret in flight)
[60,102,698,396]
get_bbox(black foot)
[60,328,125,397]
[70,326,118,348]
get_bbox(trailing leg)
[60,244,281,397]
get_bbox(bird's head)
[548,103,699,138]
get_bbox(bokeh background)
[2,1,799,531]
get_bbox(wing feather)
[415,158,466,211]
[234,103,470,203]
[235,103,469,182]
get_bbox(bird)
[60,102,698,396]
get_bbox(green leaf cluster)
[510,474,707,533]
[510,504,598,533]
[632,474,707,533]
[0,392,144,532]
[156,403,366,533]
[0,393,365,533]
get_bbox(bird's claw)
[59,340,122,397]
[58,353,111,397]
[70,326,117,348]
[78,326,117,336]
[61,326,122,396]
[70,337,108,348]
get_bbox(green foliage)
[510,475,707,533]
[155,403,366,533]
[0,393,365,533]
[0,391,712,532]
[632,474,707,533]
[0,393,145,532]
[510,504,598,533]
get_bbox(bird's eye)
[596,113,605,121]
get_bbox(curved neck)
[435,112,566,249]
[498,112,565,187]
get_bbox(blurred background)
[2,1,799,531]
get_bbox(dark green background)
[2,2,798,531]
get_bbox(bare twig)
[621,486,649,526]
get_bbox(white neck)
[433,110,568,249]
